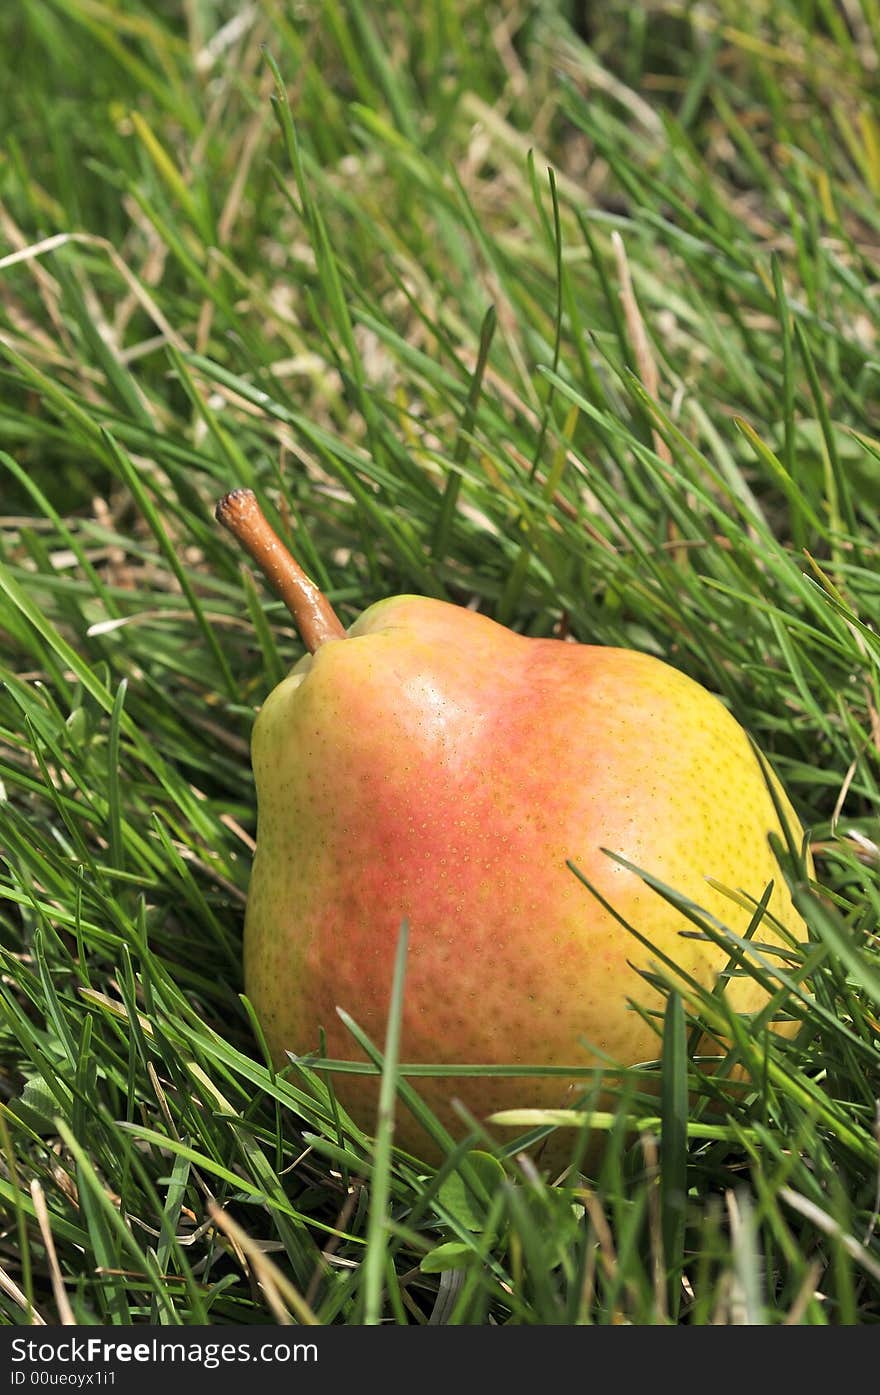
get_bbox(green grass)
[1,0,879,1325]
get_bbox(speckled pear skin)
[244,596,806,1162]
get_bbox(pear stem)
[215,489,347,652]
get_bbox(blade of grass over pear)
[359,920,409,1325]
[660,992,689,1322]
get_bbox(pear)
[217,488,807,1162]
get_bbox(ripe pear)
[217,489,807,1163]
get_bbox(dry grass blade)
[611,231,671,467]
[780,1188,880,1283]
[30,1179,75,1324]
[0,1265,45,1325]
[209,1204,320,1326]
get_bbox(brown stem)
[215,489,347,652]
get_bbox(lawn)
[1,0,879,1325]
